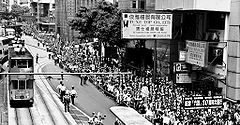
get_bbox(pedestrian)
[70,86,77,105]
[57,81,66,102]
[56,81,63,93]
[63,91,71,112]
[36,53,39,63]
[61,71,64,80]
[79,75,83,85]
[54,56,57,65]
[84,75,88,84]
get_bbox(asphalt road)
[23,35,118,125]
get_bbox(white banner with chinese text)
[186,40,209,67]
[121,13,172,39]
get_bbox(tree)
[10,4,30,20]
[69,1,128,48]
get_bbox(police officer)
[63,90,70,112]
[70,86,77,105]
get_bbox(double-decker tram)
[0,36,11,59]
[8,41,34,107]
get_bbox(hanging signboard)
[66,0,75,20]
[121,13,172,39]
[186,40,209,67]
[175,73,191,83]
[183,96,223,110]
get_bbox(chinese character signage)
[186,40,209,67]
[173,62,188,72]
[66,0,75,20]
[183,96,223,110]
[121,13,172,39]
[175,73,191,83]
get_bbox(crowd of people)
[28,28,240,125]
[51,42,240,125]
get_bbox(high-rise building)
[30,0,55,33]
[0,0,9,12]
[118,0,155,11]
[55,0,99,43]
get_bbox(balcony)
[155,0,230,12]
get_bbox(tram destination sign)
[183,96,223,110]
[121,13,172,39]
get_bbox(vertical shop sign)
[66,0,75,20]
[186,40,209,67]
[121,13,172,39]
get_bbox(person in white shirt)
[57,82,66,102]
[70,86,77,105]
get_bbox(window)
[28,59,33,68]
[11,60,17,68]
[139,0,145,10]
[132,1,137,8]
[19,80,25,89]
[12,80,18,89]
[0,50,2,55]
[52,4,55,9]
[26,80,33,89]
[2,39,10,45]
[18,60,27,68]
[207,12,225,30]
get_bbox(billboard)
[186,40,209,67]
[121,13,172,39]
[183,96,223,110]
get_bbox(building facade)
[156,0,240,102]
[118,0,155,11]
[227,0,240,102]
[30,0,55,33]
[118,0,240,102]
[55,0,100,43]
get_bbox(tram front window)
[26,80,33,89]
[12,80,18,89]
[11,60,17,68]
[19,80,25,89]
[28,59,33,68]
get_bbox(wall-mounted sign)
[173,62,188,72]
[179,51,186,61]
[183,96,223,110]
[121,13,172,39]
[186,40,209,67]
[176,73,191,83]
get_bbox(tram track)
[14,108,34,125]
[36,61,72,125]
[18,38,77,125]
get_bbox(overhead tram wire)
[0,72,132,75]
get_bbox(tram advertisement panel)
[183,96,223,110]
